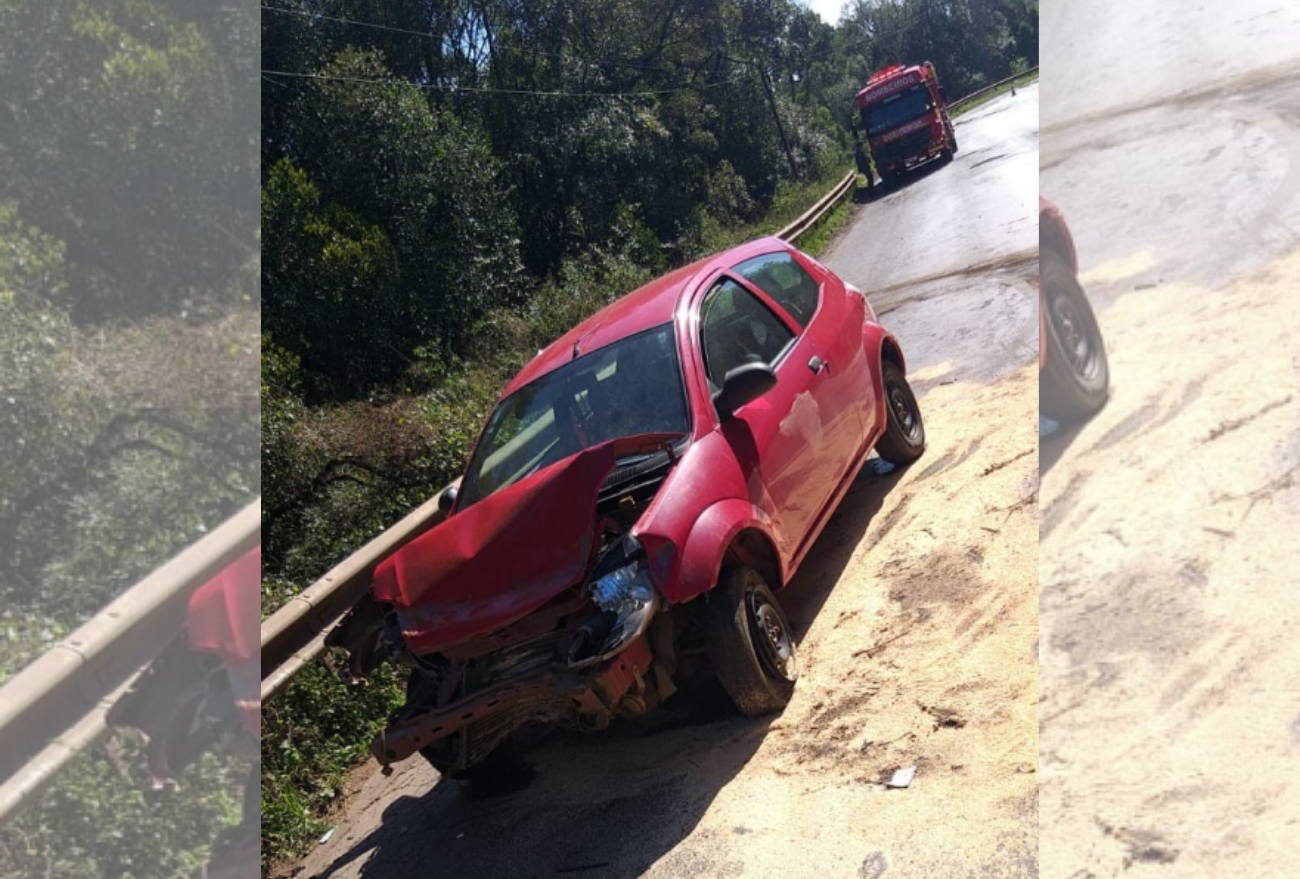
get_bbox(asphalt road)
[283,87,1041,879]
[831,82,1038,294]
[1040,3,1300,877]
[829,82,1039,390]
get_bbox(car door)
[733,250,873,453]
[697,271,862,558]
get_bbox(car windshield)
[862,85,933,137]
[458,323,690,507]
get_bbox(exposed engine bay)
[325,439,692,777]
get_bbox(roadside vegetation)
[260,0,1039,868]
[0,1,258,877]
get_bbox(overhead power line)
[259,68,749,99]
[260,4,692,74]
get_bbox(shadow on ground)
[304,459,910,879]
[1040,418,1089,476]
[854,158,952,204]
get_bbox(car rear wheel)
[704,566,797,716]
[874,360,926,465]
[1041,249,1109,422]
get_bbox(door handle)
[808,355,829,374]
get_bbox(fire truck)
[855,61,957,189]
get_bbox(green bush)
[261,665,405,866]
[0,749,246,879]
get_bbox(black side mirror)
[437,484,458,515]
[713,362,777,419]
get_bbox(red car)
[1040,197,1109,421]
[332,237,924,780]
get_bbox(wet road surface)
[283,87,1041,879]
[1040,3,1300,877]
[831,82,1038,294]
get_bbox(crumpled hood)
[372,434,678,656]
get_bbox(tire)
[419,736,536,795]
[408,670,535,792]
[417,743,453,774]
[704,566,798,716]
[874,360,926,465]
[1040,249,1109,422]
[879,164,897,190]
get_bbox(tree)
[1,0,257,320]
[263,159,404,397]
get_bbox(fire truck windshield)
[862,85,933,137]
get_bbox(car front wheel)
[704,566,798,716]
[874,360,926,465]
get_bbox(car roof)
[503,236,794,395]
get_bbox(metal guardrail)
[948,66,1039,115]
[260,482,458,701]
[776,171,857,244]
[0,499,261,824]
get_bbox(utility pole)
[758,65,798,179]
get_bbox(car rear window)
[734,252,820,324]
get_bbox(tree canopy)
[261,0,1037,404]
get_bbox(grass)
[950,69,1040,118]
[792,188,856,256]
[261,664,407,868]
[694,163,854,255]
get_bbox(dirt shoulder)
[1039,249,1300,878]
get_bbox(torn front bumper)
[371,635,655,772]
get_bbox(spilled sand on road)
[1040,249,1300,877]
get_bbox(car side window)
[700,279,796,388]
[734,252,821,324]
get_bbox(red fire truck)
[855,61,957,189]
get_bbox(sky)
[803,0,847,25]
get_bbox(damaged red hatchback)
[329,236,924,780]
